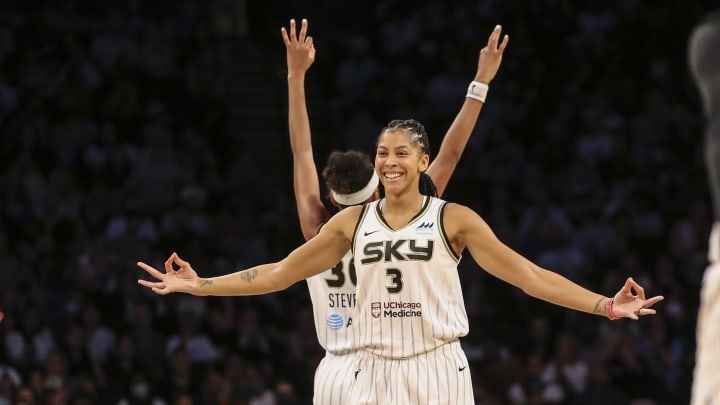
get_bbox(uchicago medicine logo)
[371,301,422,318]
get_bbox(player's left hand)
[282,18,315,76]
[611,277,664,320]
[475,24,509,84]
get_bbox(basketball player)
[282,18,507,404]
[689,9,720,405]
[138,119,664,405]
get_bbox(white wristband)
[466,81,489,103]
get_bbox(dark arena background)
[0,1,717,404]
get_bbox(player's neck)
[382,191,424,216]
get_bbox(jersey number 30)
[325,260,403,293]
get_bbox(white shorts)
[348,340,473,405]
[692,261,720,405]
[313,351,358,405]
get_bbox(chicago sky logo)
[327,313,344,330]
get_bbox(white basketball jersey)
[352,196,469,359]
[306,251,357,354]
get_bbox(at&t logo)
[327,313,344,330]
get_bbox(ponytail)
[419,172,438,197]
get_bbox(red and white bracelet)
[606,297,619,320]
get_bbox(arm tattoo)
[199,279,213,288]
[593,297,606,315]
[240,269,258,283]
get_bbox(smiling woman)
[279,18,509,405]
[138,115,663,405]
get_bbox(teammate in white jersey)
[689,9,720,405]
[138,117,665,404]
[281,18,507,404]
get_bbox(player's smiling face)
[375,129,429,195]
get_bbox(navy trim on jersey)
[375,196,433,232]
[351,204,370,256]
[438,202,461,262]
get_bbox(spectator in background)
[116,371,167,405]
[4,306,56,372]
[165,311,219,365]
[127,301,166,373]
[15,385,36,405]
[0,365,21,405]
[81,304,117,364]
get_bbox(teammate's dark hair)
[322,150,375,195]
[380,119,438,197]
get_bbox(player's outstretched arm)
[282,18,330,240]
[427,24,509,197]
[137,206,360,296]
[137,253,282,296]
[445,203,663,319]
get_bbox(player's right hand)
[282,18,316,76]
[137,252,199,295]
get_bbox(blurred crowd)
[0,0,716,404]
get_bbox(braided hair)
[380,119,438,197]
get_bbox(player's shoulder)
[322,205,366,233]
[337,204,367,219]
[439,201,474,216]
[438,201,482,233]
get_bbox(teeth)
[385,173,402,179]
